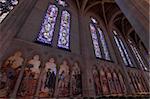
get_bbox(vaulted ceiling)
[70,0,147,51]
[71,0,132,34]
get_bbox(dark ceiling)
[69,0,147,51]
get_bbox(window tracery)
[128,39,148,70]
[113,30,132,66]
[90,17,111,60]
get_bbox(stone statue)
[139,76,148,92]
[58,60,70,97]
[113,72,122,94]
[39,58,57,97]
[4,51,24,69]
[118,73,126,94]
[0,51,24,97]
[99,69,109,95]
[17,55,41,97]
[92,66,101,95]
[135,75,145,93]
[27,55,41,79]
[71,62,82,96]
[107,72,116,94]
[129,73,138,93]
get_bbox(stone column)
[78,13,96,97]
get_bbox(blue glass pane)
[128,40,147,70]
[37,5,58,44]
[114,36,128,65]
[90,24,102,58]
[57,10,70,49]
[98,28,110,60]
[119,38,132,66]
[113,30,133,66]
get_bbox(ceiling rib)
[75,0,80,10]
[102,2,108,25]
[81,0,89,12]
[84,1,102,13]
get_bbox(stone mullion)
[52,5,62,48]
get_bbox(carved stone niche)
[57,60,70,97]
[106,69,116,95]
[92,65,102,96]
[99,67,109,95]
[71,62,82,97]
[17,55,41,98]
[35,57,57,98]
[116,71,126,95]
[0,51,24,98]
[39,57,57,98]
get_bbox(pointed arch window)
[128,39,148,71]
[56,0,67,7]
[0,0,19,23]
[90,23,102,58]
[97,28,111,60]
[37,0,71,50]
[57,10,71,49]
[37,5,58,44]
[90,17,111,60]
[113,30,132,66]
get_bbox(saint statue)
[39,58,57,97]
[17,55,41,97]
[135,75,145,93]
[112,72,121,94]
[118,73,126,94]
[99,69,109,95]
[71,62,82,96]
[107,72,116,95]
[92,66,101,95]
[0,51,24,97]
[58,60,70,97]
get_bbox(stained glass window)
[90,17,111,60]
[114,36,128,65]
[97,28,111,60]
[128,39,148,70]
[56,0,67,7]
[0,0,18,23]
[57,10,71,49]
[37,5,58,45]
[113,31,132,66]
[91,17,97,24]
[119,39,132,66]
[90,23,102,58]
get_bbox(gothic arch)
[84,1,102,14]
[109,11,122,26]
